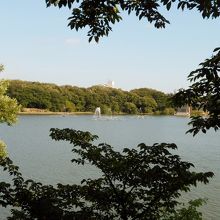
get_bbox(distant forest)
[7,80,175,114]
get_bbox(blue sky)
[0,1,219,93]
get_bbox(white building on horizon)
[103,80,115,88]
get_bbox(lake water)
[0,115,219,219]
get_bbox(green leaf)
[166,2,172,10]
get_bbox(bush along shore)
[8,80,175,115]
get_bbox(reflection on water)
[0,115,219,219]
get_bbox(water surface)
[0,115,219,219]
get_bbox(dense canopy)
[7,80,174,114]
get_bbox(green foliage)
[65,100,76,112]
[166,198,206,220]
[0,140,7,158]
[0,65,19,160]
[173,48,220,135]
[0,129,213,219]
[131,88,169,112]
[0,64,4,72]
[0,80,20,125]
[161,108,176,115]
[123,102,138,114]
[7,80,173,114]
[45,0,220,42]
[190,110,205,117]
[100,104,112,115]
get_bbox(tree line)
[6,80,175,114]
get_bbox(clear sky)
[0,1,219,93]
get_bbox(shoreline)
[18,111,182,117]
[18,111,94,116]
[17,108,195,117]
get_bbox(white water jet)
[94,107,101,118]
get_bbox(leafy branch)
[45,0,220,42]
[173,48,220,136]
